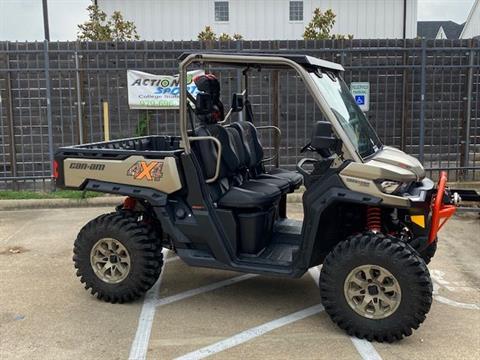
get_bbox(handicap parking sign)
[355,95,365,105]
[350,82,370,111]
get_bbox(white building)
[96,0,418,40]
[460,0,480,39]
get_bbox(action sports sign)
[127,69,204,109]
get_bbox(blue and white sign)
[354,95,365,105]
[350,82,370,112]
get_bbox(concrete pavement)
[0,206,479,359]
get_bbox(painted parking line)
[430,270,480,310]
[434,294,480,310]
[129,249,168,360]
[308,267,383,360]
[129,254,258,360]
[174,304,325,360]
[164,255,180,264]
[153,273,258,307]
[431,269,480,310]
[350,337,383,360]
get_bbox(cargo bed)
[54,135,184,195]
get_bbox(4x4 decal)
[127,161,163,181]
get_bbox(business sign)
[350,82,370,112]
[127,69,204,109]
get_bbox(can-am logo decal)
[127,161,163,181]
[69,162,105,171]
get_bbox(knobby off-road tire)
[409,237,437,264]
[73,212,163,303]
[319,232,432,342]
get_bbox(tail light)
[53,160,59,179]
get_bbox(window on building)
[289,1,303,21]
[215,1,229,22]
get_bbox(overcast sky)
[0,0,476,41]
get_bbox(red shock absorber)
[366,206,382,233]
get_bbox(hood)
[368,146,426,181]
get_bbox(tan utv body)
[55,53,471,343]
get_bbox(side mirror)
[195,92,213,115]
[311,121,342,155]
[231,93,244,112]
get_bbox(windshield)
[309,71,382,158]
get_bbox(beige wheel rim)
[343,264,401,319]
[90,238,131,284]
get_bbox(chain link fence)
[0,39,479,191]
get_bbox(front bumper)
[428,171,456,244]
[404,172,457,248]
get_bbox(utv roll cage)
[177,52,362,169]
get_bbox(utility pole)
[42,0,55,183]
[42,0,50,41]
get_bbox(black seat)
[191,74,281,210]
[193,125,280,209]
[217,185,279,209]
[226,126,290,194]
[230,118,303,191]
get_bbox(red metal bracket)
[428,171,456,244]
[123,196,137,210]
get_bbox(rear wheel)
[319,232,432,342]
[73,212,163,303]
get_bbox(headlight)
[378,180,402,194]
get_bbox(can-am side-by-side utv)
[54,53,466,342]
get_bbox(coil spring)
[366,206,382,232]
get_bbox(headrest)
[193,74,224,124]
[194,74,220,99]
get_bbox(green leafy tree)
[303,8,352,40]
[77,4,139,41]
[218,33,232,41]
[197,26,217,40]
[135,111,150,137]
[197,26,243,41]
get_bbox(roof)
[417,21,465,39]
[178,52,344,72]
[460,0,480,38]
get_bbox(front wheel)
[319,232,432,342]
[408,237,437,264]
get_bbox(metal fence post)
[236,41,243,121]
[272,70,280,168]
[419,39,427,163]
[462,44,474,180]
[43,40,54,181]
[3,42,18,190]
[400,39,408,151]
[74,50,84,144]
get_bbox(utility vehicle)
[55,53,462,342]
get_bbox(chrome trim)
[188,136,222,183]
